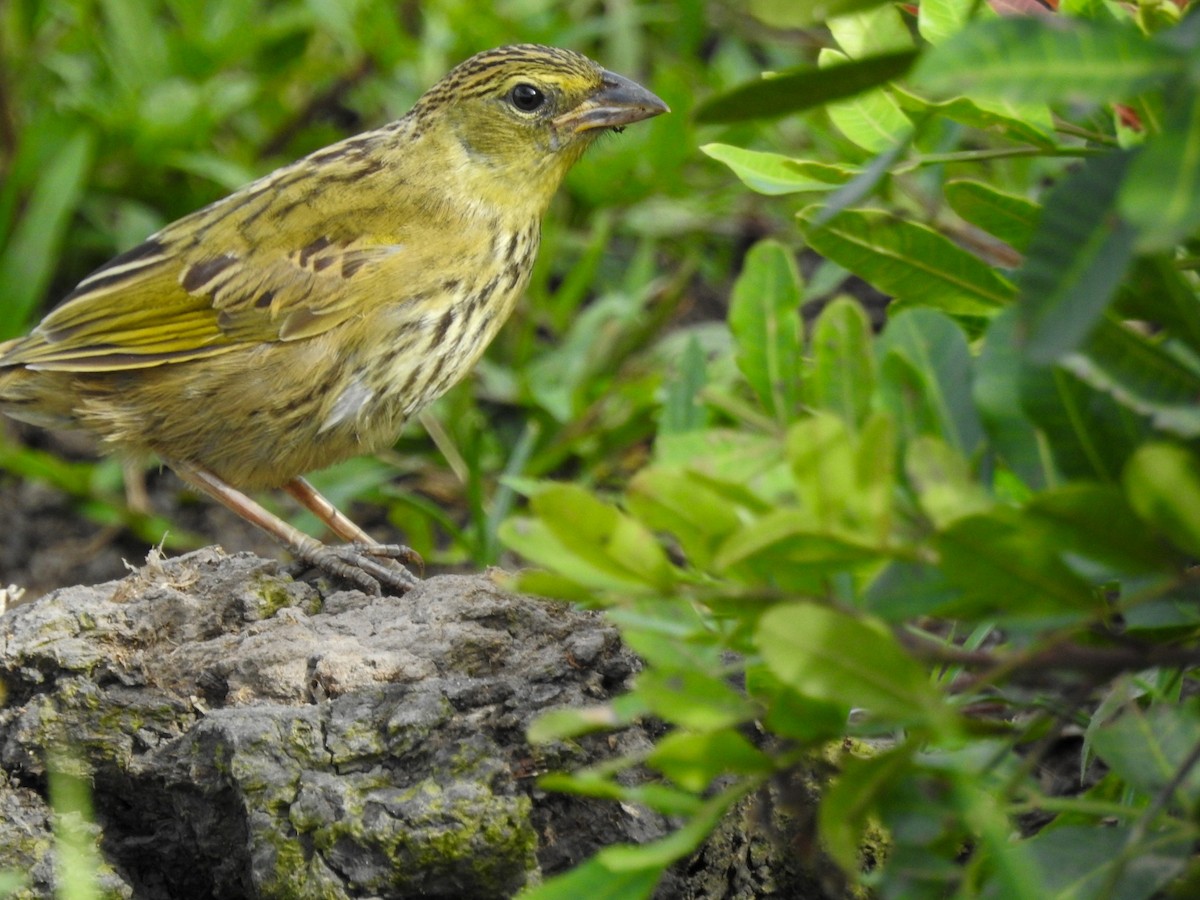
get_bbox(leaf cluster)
[507,0,1200,896]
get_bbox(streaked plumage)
[0,44,667,593]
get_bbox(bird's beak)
[554,70,669,134]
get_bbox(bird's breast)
[319,220,540,439]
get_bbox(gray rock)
[0,549,665,898]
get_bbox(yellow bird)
[0,44,668,594]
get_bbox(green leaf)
[1121,83,1200,252]
[499,485,676,592]
[786,413,895,539]
[935,509,1104,619]
[647,728,773,792]
[876,309,985,454]
[974,309,1050,489]
[905,436,994,528]
[749,0,893,29]
[1026,484,1181,575]
[1123,443,1200,558]
[715,509,881,589]
[0,130,94,338]
[537,774,704,817]
[636,669,757,731]
[756,602,946,723]
[700,144,854,195]
[807,296,877,427]
[914,18,1185,104]
[1063,317,1200,438]
[517,857,661,900]
[1016,153,1137,365]
[828,5,913,56]
[1091,701,1200,802]
[944,180,1040,252]
[1019,364,1151,483]
[527,694,648,743]
[695,50,920,124]
[917,0,977,45]
[1117,257,1200,357]
[820,49,912,153]
[728,240,804,423]
[660,335,708,435]
[1023,824,1192,900]
[895,87,1056,147]
[865,560,960,621]
[746,665,850,741]
[598,782,754,871]
[798,208,1015,317]
[626,466,754,570]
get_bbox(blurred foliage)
[503,0,1200,897]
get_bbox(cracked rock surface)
[0,548,670,899]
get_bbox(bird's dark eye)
[509,83,546,112]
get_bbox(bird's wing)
[4,226,405,373]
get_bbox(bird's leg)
[284,476,424,573]
[167,460,419,595]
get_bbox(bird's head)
[410,45,668,212]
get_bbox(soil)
[0,422,418,602]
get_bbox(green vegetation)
[504,0,1200,897]
[4,0,1200,897]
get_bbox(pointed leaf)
[647,729,773,792]
[944,180,1040,252]
[1026,484,1181,575]
[1121,84,1200,252]
[807,296,877,426]
[915,18,1185,104]
[1016,152,1137,365]
[500,485,675,592]
[1063,317,1200,438]
[0,131,94,337]
[820,49,912,152]
[1024,824,1191,900]
[799,208,1015,317]
[895,87,1056,147]
[1019,364,1151,482]
[636,669,757,731]
[935,509,1103,619]
[695,50,919,124]
[756,602,946,723]
[626,466,751,569]
[749,0,896,28]
[700,144,853,195]
[876,309,984,453]
[660,335,709,435]
[1124,443,1200,558]
[729,240,804,423]
[974,309,1050,489]
[518,858,661,900]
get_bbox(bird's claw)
[297,542,423,595]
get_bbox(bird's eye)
[509,83,546,112]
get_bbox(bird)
[0,44,668,595]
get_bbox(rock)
[0,548,670,898]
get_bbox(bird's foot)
[297,542,423,595]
